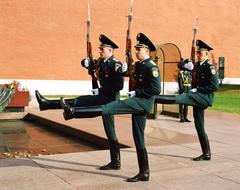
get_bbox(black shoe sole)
[127,177,149,182]
[193,155,211,161]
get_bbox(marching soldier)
[35,34,126,170]
[61,33,161,182]
[178,59,192,122]
[155,40,219,161]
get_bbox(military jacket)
[195,59,219,94]
[178,70,192,94]
[131,57,161,112]
[189,59,219,107]
[96,56,124,97]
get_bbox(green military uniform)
[101,57,160,182]
[102,57,161,148]
[178,70,192,94]
[75,55,124,142]
[35,35,124,167]
[178,68,192,122]
[176,59,218,107]
[155,40,219,161]
[176,57,219,160]
[61,33,161,182]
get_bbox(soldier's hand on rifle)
[127,91,136,97]
[184,60,194,70]
[120,62,128,73]
[91,88,99,96]
[190,88,197,93]
[81,58,90,68]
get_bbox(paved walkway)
[0,98,240,189]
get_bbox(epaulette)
[206,59,213,65]
[113,58,120,62]
[150,60,156,66]
[208,62,214,66]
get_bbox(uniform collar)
[104,55,113,63]
[199,57,208,66]
[139,56,151,64]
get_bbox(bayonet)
[126,0,135,91]
[86,2,98,89]
[191,15,199,88]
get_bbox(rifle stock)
[87,41,98,89]
[191,37,197,88]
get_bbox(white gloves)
[184,61,194,70]
[83,58,90,68]
[190,88,197,93]
[121,62,128,73]
[92,88,99,96]
[127,91,136,97]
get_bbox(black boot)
[35,90,75,111]
[154,95,176,104]
[60,98,102,120]
[127,148,149,182]
[99,139,121,170]
[179,104,185,122]
[35,90,60,110]
[184,105,191,122]
[193,135,211,161]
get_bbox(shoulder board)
[206,60,215,68]
[150,60,156,66]
[209,63,215,68]
[113,58,120,62]
[206,59,213,65]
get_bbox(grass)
[209,85,240,114]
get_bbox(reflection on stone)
[0,120,101,159]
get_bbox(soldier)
[178,59,192,122]
[35,34,126,170]
[61,33,161,182]
[155,40,219,161]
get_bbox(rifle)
[190,16,199,88]
[86,2,98,89]
[126,0,135,91]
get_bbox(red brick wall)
[1,0,239,80]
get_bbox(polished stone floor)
[0,120,100,159]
